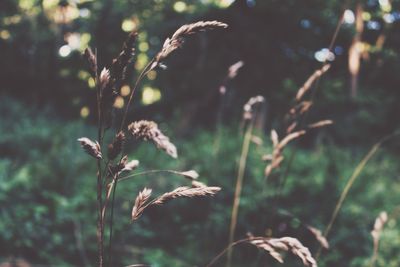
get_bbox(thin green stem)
[118,169,195,183]
[226,120,254,267]
[316,132,400,259]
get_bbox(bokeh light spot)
[114,96,125,109]
[59,45,71,57]
[80,106,90,118]
[142,86,161,105]
[174,1,187,13]
[139,42,149,52]
[121,85,131,97]
[343,9,355,24]
[88,77,96,88]
[147,71,157,80]
[0,30,11,40]
[122,19,137,32]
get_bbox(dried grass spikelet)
[109,155,128,176]
[220,61,244,95]
[307,120,333,129]
[111,31,137,83]
[152,21,228,69]
[243,95,265,120]
[122,159,139,172]
[296,64,331,101]
[131,188,152,221]
[306,226,329,249]
[131,185,220,221]
[178,170,199,180]
[191,180,207,188]
[289,101,313,117]
[99,68,110,91]
[250,237,317,267]
[128,120,178,158]
[109,155,139,177]
[371,211,388,250]
[227,61,244,79]
[78,137,102,159]
[107,131,126,160]
[152,186,221,205]
[83,47,97,76]
[263,130,305,176]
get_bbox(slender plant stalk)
[226,119,255,267]
[118,169,194,182]
[107,177,118,267]
[316,133,400,259]
[207,238,252,267]
[94,48,105,267]
[119,58,155,131]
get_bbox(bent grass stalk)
[316,132,400,259]
[275,1,348,196]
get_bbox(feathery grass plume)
[178,170,199,180]
[370,211,388,266]
[250,237,317,267]
[263,130,305,176]
[99,68,110,91]
[107,131,126,160]
[296,64,331,101]
[111,31,137,84]
[109,155,128,176]
[131,188,152,221]
[78,137,102,159]
[122,159,139,173]
[289,101,313,117]
[243,95,265,120]
[306,226,329,249]
[307,120,333,129]
[152,186,221,205]
[227,61,244,79]
[219,61,244,94]
[109,156,139,176]
[191,180,207,188]
[128,120,178,158]
[83,47,97,76]
[152,20,228,69]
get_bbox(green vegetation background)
[1,0,400,266]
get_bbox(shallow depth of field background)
[1,0,400,266]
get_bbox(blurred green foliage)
[1,97,400,266]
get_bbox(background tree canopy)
[1,0,400,266]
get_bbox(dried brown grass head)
[243,95,265,120]
[153,20,228,69]
[107,131,126,160]
[263,130,306,176]
[152,186,221,205]
[249,236,317,267]
[296,64,330,101]
[131,188,152,221]
[111,31,137,84]
[131,185,220,221]
[83,47,97,76]
[78,137,102,159]
[371,211,388,247]
[128,120,177,158]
